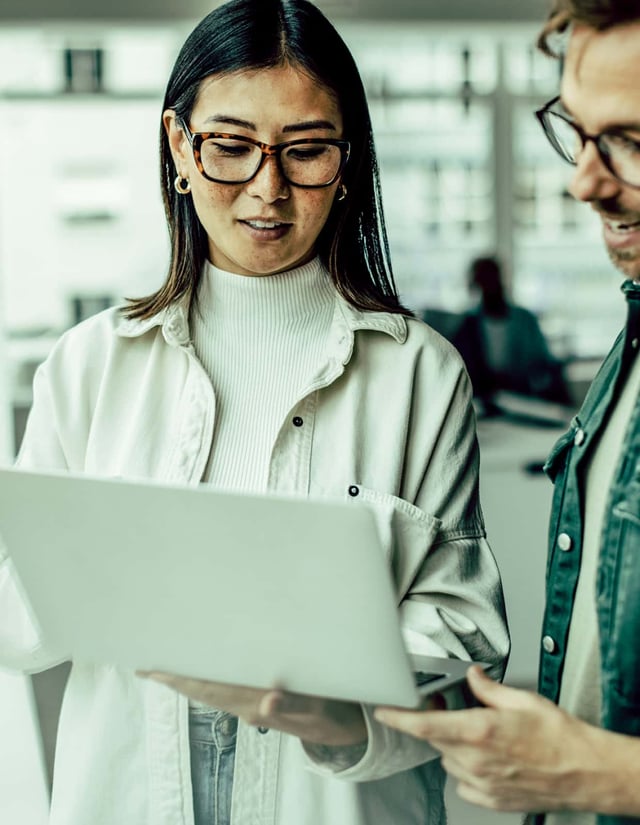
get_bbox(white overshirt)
[0,291,510,825]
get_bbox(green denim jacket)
[539,280,640,825]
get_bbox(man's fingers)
[141,671,178,687]
[258,689,283,717]
[466,666,539,712]
[374,704,478,742]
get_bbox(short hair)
[126,0,410,320]
[538,0,640,56]
[468,256,503,293]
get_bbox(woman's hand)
[139,671,367,747]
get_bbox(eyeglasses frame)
[178,117,351,188]
[535,95,640,190]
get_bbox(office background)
[0,2,623,823]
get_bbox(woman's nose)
[245,155,290,202]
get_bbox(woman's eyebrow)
[282,119,337,133]
[203,114,256,130]
[201,115,337,133]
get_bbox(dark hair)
[468,255,508,316]
[125,0,410,320]
[538,0,640,56]
[468,255,502,290]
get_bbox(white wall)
[0,303,12,461]
[0,263,49,825]
[0,96,168,334]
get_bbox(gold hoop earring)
[174,175,191,195]
[337,183,347,202]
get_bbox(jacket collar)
[335,297,408,344]
[114,292,408,348]
[115,299,191,347]
[622,278,640,302]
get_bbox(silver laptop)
[0,468,485,708]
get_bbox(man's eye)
[605,133,640,155]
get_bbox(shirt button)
[574,429,585,447]
[257,726,269,734]
[557,533,573,552]
[348,485,360,497]
[632,338,639,349]
[292,416,303,427]
[542,635,557,654]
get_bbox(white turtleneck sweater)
[191,257,336,493]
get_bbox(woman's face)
[164,64,345,276]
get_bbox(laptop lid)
[0,468,482,708]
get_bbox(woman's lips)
[240,219,291,241]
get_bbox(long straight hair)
[125,0,411,320]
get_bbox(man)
[375,3,640,824]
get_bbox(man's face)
[562,22,640,280]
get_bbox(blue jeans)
[189,707,238,825]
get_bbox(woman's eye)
[287,145,327,161]
[207,141,252,157]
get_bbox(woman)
[1,1,509,824]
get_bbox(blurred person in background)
[452,254,572,415]
[376,2,640,824]
[0,1,509,824]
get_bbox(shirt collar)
[115,288,408,348]
[335,297,408,344]
[115,299,191,347]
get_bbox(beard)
[595,195,640,280]
[606,244,640,280]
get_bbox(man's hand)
[375,665,640,816]
[139,671,366,747]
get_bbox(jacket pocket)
[543,419,580,581]
[604,490,640,706]
[344,486,441,602]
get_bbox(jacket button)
[257,726,269,734]
[574,429,585,447]
[542,635,557,654]
[557,533,573,552]
[292,416,303,427]
[348,485,359,497]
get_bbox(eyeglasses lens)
[199,138,342,185]
[543,111,640,187]
[544,112,582,163]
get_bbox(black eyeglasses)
[535,95,640,189]
[178,118,350,188]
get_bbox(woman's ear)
[163,109,188,173]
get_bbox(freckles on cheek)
[190,186,236,232]
[204,186,234,209]
[301,192,336,229]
